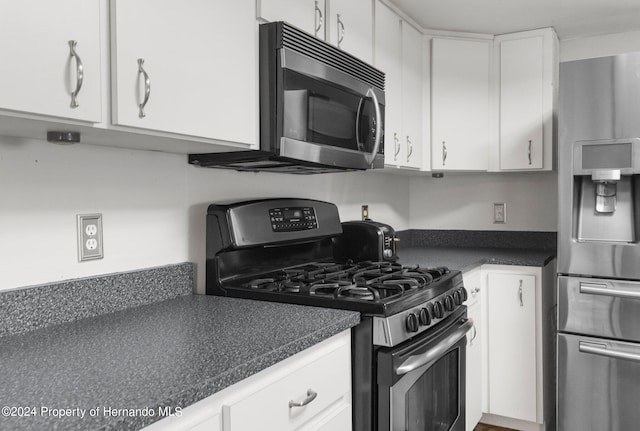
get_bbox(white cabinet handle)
[337,14,345,47]
[68,40,84,109]
[393,133,400,161]
[469,323,477,346]
[406,136,413,162]
[137,58,151,118]
[528,140,532,165]
[518,279,524,307]
[442,141,447,166]
[289,389,318,408]
[314,1,323,37]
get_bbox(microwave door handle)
[362,87,382,167]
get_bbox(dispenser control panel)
[574,138,640,175]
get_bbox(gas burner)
[247,278,276,289]
[237,261,452,306]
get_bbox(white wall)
[0,137,410,293]
[560,29,640,62]
[409,172,558,231]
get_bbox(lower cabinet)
[486,271,537,422]
[478,262,556,431]
[463,268,483,431]
[143,330,352,431]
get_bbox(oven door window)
[403,349,460,431]
[282,69,380,153]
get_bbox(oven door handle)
[396,318,474,376]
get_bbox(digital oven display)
[269,207,318,232]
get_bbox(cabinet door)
[374,1,402,166]
[431,38,490,171]
[328,0,373,63]
[466,301,482,431]
[111,0,257,146]
[258,0,324,38]
[401,22,423,169]
[0,0,102,122]
[499,36,544,170]
[224,338,351,430]
[486,273,537,422]
[463,269,482,431]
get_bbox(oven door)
[377,309,472,431]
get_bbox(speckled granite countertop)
[0,295,360,431]
[398,245,555,273]
[396,229,557,273]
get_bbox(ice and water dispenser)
[573,138,640,243]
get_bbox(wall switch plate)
[77,214,103,261]
[493,203,506,224]
[362,204,369,221]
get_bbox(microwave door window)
[308,95,356,147]
[282,70,373,152]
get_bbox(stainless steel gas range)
[206,198,471,431]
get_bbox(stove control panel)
[373,284,468,347]
[269,207,318,232]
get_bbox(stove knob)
[444,295,455,311]
[383,249,393,259]
[453,290,462,306]
[460,287,469,302]
[406,312,420,333]
[433,301,444,319]
[418,307,431,326]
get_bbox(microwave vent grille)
[279,23,385,91]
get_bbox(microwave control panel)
[269,207,318,232]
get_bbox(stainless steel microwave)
[189,21,385,174]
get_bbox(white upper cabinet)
[258,0,372,63]
[431,38,491,171]
[111,0,257,146]
[375,1,424,170]
[327,0,373,63]
[401,22,423,169]
[495,28,558,171]
[257,0,325,38]
[0,0,102,123]
[374,1,402,167]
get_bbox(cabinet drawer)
[224,340,351,430]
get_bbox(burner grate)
[240,261,450,303]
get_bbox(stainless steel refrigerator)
[558,52,640,431]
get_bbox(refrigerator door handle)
[579,341,640,362]
[580,282,640,299]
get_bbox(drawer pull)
[289,389,318,408]
[579,282,640,299]
[579,341,640,362]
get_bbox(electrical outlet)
[362,204,369,221]
[77,214,103,261]
[493,203,506,224]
